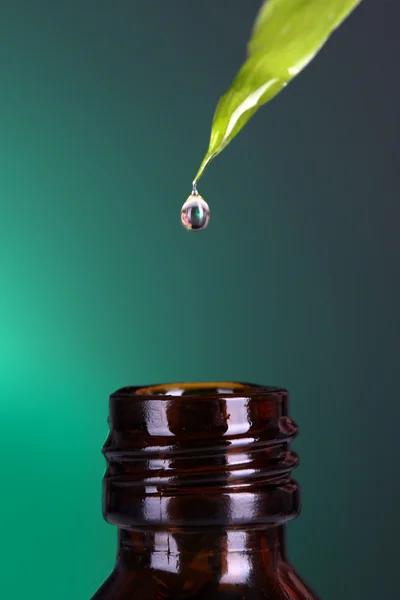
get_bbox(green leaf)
[194,0,363,183]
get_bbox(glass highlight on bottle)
[91,382,320,599]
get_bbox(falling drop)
[181,183,210,231]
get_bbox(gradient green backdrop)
[1,1,399,598]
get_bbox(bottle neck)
[117,526,288,579]
[103,384,300,530]
[95,384,321,599]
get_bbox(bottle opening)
[116,381,282,398]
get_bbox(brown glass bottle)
[91,382,321,600]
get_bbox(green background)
[1,1,399,598]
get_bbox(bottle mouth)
[113,381,284,399]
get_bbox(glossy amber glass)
[91,382,320,599]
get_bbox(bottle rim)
[111,381,287,400]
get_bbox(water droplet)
[181,192,210,231]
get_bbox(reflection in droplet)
[181,190,210,231]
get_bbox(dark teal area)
[0,1,399,598]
